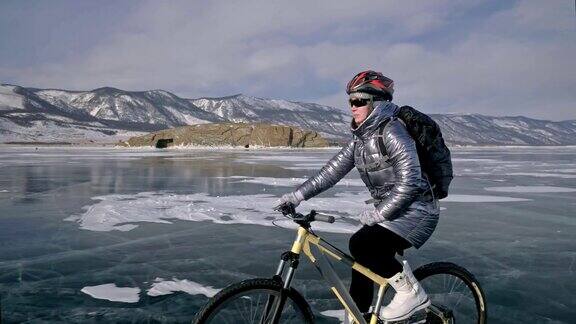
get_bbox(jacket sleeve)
[295,139,356,200]
[375,119,424,220]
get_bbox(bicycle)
[193,205,487,324]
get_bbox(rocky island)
[117,122,330,148]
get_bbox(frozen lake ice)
[0,145,575,323]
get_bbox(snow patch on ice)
[506,172,576,179]
[81,283,140,303]
[320,309,346,322]
[239,155,326,162]
[284,164,328,170]
[67,191,368,233]
[225,176,365,187]
[234,154,347,170]
[452,158,498,162]
[68,189,524,233]
[236,155,333,168]
[484,186,576,193]
[553,169,576,173]
[147,278,220,298]
[442,195,531,202]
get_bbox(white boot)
[379,260,430,322]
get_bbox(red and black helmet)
[346,70,394,100]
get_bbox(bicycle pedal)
[409,310,428,323]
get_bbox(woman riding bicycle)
[277,70,440,322]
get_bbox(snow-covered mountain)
[0,84,223,143]
[1,83,575,145]
[431,114,576,146]
[190,94,576,145]
[190,94,349,139]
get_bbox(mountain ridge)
[5,83,572,123]
[1,83,574,145]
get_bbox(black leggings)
[348,225,413,312]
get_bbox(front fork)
[273,251,300,286]
[261,251,301,324]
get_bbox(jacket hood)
[351,101,398,139]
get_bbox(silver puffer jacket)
[295,101,439,249]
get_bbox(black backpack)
[378,105,453,199]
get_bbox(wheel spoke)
[246,295,253,323]
[234,299,249,323]
[196,282,311,324]
[415,264,486,324]
[454,290,466,309]
[250,293,261,323]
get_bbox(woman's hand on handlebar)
[273,201,296,216]
[275,192,304,210]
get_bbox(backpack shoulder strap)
[377,117,394,156]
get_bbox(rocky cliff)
[118,122,330,148]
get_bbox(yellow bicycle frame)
[288,226,390,324]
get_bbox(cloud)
[1,0,574,120]
[1,1,470,90]
[486,0,574,34]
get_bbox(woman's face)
[350,98,372,125]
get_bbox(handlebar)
[311,212,335,224]
[274,202,336,227]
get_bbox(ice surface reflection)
[0,146,574,323]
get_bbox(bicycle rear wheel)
[413,262,487,324]
[192,278,314,324]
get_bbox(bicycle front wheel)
[192,278,314,324]
[413,262,487,324]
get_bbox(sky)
[1,0,574,120]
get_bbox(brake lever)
[273,202,296,216]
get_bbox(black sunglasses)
[349,98,370,107]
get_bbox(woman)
[277,71,440,322]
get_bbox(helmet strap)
[366,94,375,112]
